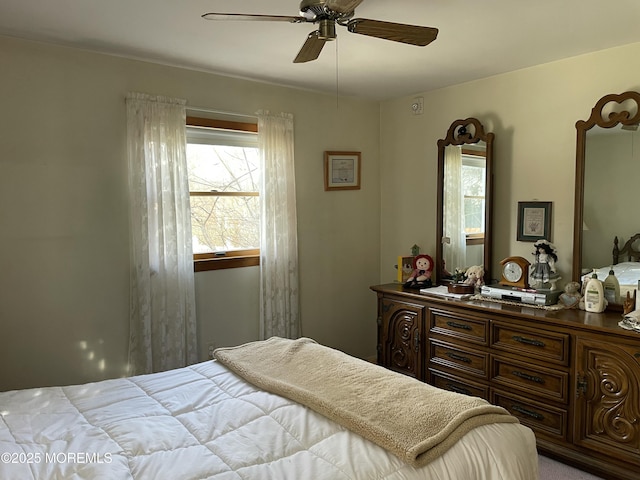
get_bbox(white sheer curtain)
[126,92,197,375]
[257,111,301,339]
[443,145,467,272]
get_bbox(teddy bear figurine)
[463,265,485,290]
[558,281,582,309]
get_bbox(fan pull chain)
[335,36,339,109]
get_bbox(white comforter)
[0,361,538,480]
[586,262,640,292]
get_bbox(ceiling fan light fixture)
[300,9,317,20]
[300,0,327,18]
[318,19,336,40]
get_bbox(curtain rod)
[186,105,258,121]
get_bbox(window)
[461,149,486,245]
[186,116,260,271]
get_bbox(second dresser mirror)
[436,118,494,284]
[572,91,640,308]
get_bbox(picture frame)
[517,201,552,242]
[324,151,361,191]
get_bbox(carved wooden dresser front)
[371,283,640,480]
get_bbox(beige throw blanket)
[214,337,518,468]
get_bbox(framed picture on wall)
[324,151,361,191]
[517,201,552,242]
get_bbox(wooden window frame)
[194,249,260,271]
[187,116,260,272]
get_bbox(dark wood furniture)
[614,233,640,264]
[372,283,640,480]
[436,117,494,284]
[572,90,640,283]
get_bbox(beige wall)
[0,36,381,390]
[379,42,640,286]
[4,33,640,391]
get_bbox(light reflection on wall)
[77,339,106,374]
[76,339,131,380]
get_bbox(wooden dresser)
[371,283,640,480]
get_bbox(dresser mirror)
[436,118,494,284]
[572,91,640,307]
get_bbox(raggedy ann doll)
[404,254,433,289]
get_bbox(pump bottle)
[603,267,620,305]
[584,271,606,313]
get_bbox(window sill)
[194,255,260,272]
[466,235,485,246]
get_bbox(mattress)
[583,262,640,298]
[0,360,538,479]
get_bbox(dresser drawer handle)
[446,383,471,396]
[512,370,545,384]
[446,352,472,363]
[512,405,545,421]
[512,335,546,348]
[447,321,472,330]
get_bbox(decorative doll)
[530,239,561,290]
[404,254,433,289]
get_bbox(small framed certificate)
[324,151,361,191]
[517,201,552,242]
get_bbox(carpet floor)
[539,455,605,480]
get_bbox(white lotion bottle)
[603,267,620,305]
[584,271,606,313]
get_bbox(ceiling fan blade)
[325,0,365,14]
[293,31,327,63]
[202,12,307,23]
[347,18,438,46]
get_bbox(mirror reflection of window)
[461,153,486,239]
[443,146,487,273]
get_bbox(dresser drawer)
[492,390,568,440]
[491,355,569,403]
[429,339,489,379]
[491,322,569,365]
[429,369,489,400]
[429,308,489,346]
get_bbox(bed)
[585,234,640,299]
[0,337,538,480]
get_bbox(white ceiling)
[2,0,640,100]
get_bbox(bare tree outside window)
[187,143,260,254]
[461,156,486,236]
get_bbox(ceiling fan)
[202,0,438,63]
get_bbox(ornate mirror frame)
[436,118,494,284]
[572,91,640,281]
